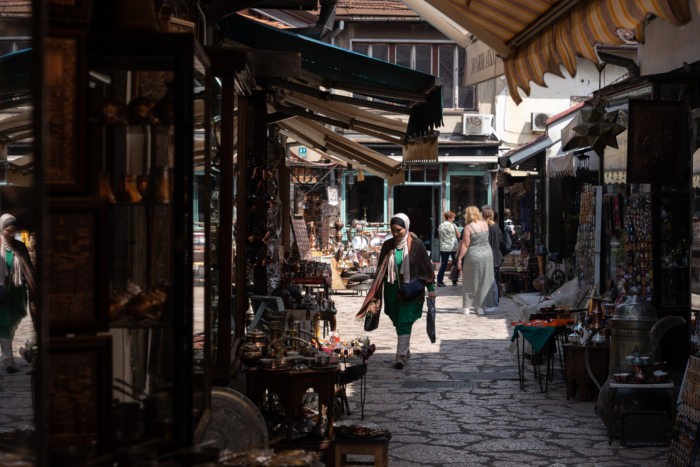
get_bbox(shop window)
[415,44,431,73]
[439,45,455,108]
[351,41,475,110]
[449,175,488,227]
[396,44,411,68]
[346,175,384,224]
[458,48,476,110]
[410,165,425,182]
[426,165,439,182]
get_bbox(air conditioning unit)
[531,112,551,132]
[462,114,494,136]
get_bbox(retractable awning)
[499,134,552,168]
[221,13,443,140]
[278,116,405,186]
[400,0,692,104]
[273,89,408,146]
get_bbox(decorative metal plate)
[200,388,268,452]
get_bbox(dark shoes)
[392,360,404,370]
[6,365,18,374]
[436,282,446,287]
[452,282,458,286]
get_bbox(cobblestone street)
[0,286,673,465]
[0,315,35,435]
[332,285,669,466]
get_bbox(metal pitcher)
[595,289,685,428]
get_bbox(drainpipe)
[329,19,344,46]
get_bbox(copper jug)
[119,174,142,204]
[97,172,117,204]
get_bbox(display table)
[246,366,338,442]
[607,381,676,445]
[500,267,533,293]
[564,343,609,401]
[511,320,570,392]
[333,435,390,467]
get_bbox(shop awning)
[399,0,691,104]
[278,116,405,186]
[273,89,408,145]
[547,150,599,178]
[221,14,443,140]
[499,134,552,168]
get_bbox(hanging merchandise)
[575,184,601,289]
[622,194,653,302]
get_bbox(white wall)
[501,58,627,147]
[640,6,700,76]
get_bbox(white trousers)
[396,333,411,357]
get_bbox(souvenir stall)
[334,220,391,295]
[497,148,547,294]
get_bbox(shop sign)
[327,186,339,206]
[464,40,504,87]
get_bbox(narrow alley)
[333,287,668,466]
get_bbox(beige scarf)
[387,213,411,284]
[0,214,29,289]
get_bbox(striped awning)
[403,0,693,104]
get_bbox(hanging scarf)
[0,214,31,290]
[387,213,412,285]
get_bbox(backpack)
[500,228,513,255]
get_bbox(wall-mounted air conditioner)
[531,112,551,132]
[462,114,494,136]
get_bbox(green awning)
[221,14,442,140]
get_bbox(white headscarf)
[387,213,411,284]
[0,214,24,287]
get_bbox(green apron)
[383,248,424,335]
[0,251,28,339]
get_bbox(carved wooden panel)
[291,217,311,260]
[627,100,687,185]
[48,200,108,333]
[46,29,86,192]
[48,335,111,455]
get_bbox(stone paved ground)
[0,287,674,465]
[0,315,35,434]
[332,285,669,466]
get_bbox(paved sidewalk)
[0,315,35,435]
[332,285,668,466]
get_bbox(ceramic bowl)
[614,373,629,383]
[259,358,274,369]
[653,370,668,383]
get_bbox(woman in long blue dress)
[357,213,436,369]
[0,214,36,373]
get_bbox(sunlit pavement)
[332,285,668,466]
[0,316,34,435]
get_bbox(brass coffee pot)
[595,288,685,428]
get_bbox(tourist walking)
[0,214,36,373]
[357,213,435,369]
[436,211,460,287]
[482,206,504,306]
[456,206,495,315]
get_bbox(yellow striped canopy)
[423,0,694,103]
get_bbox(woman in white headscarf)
[357,213,435,369]
[0,214,36,373]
